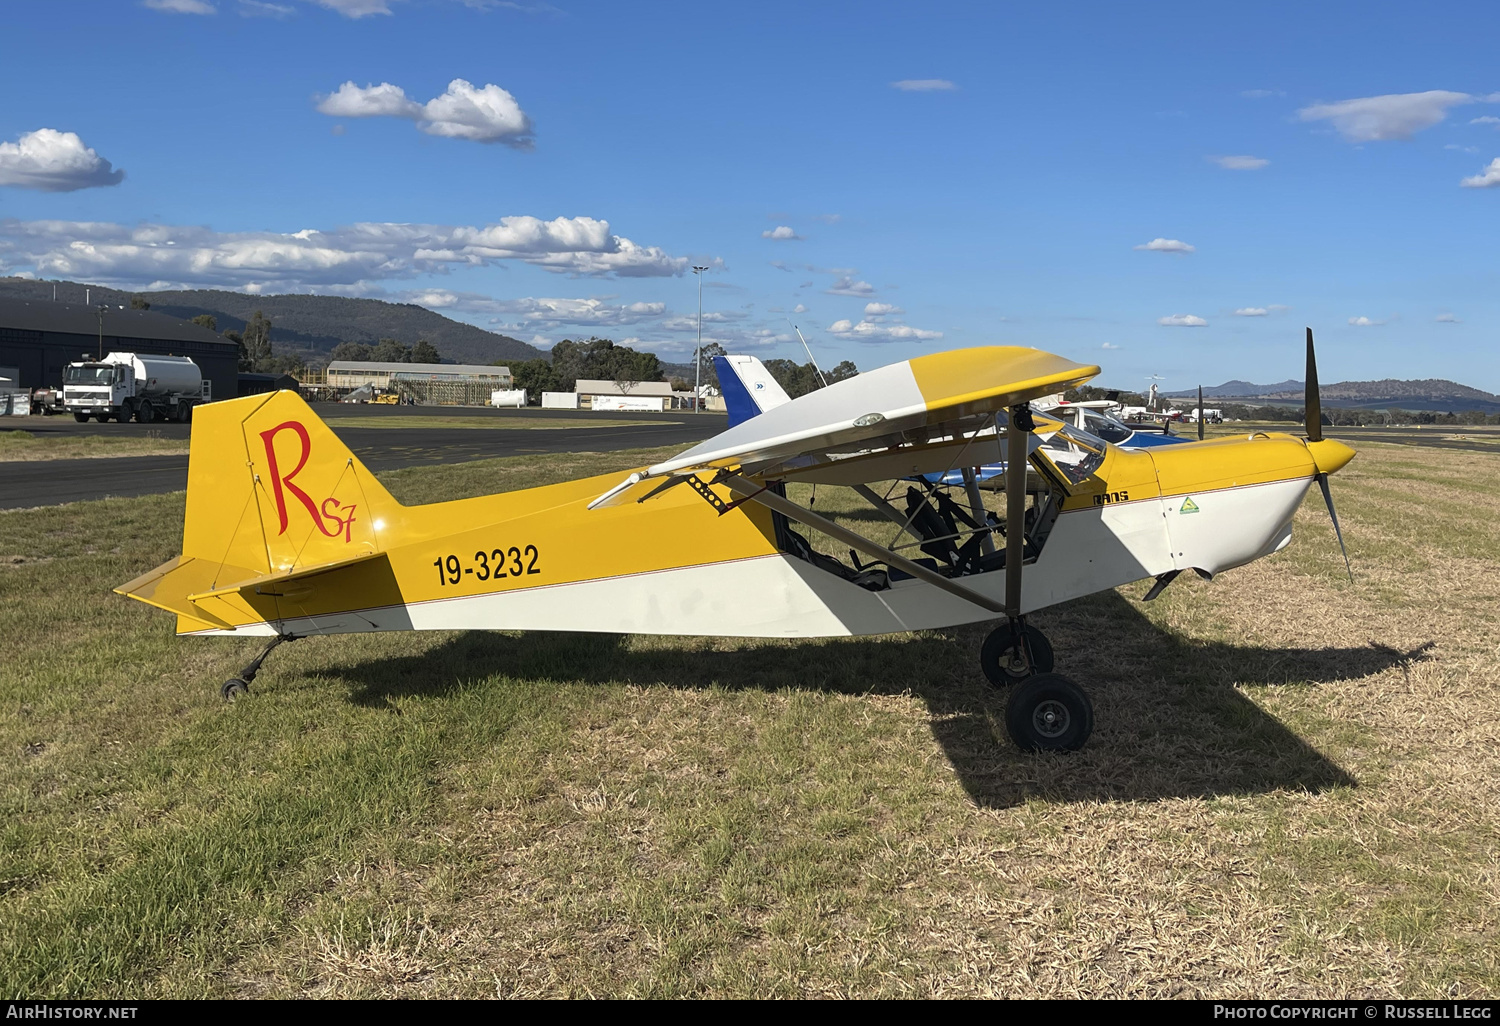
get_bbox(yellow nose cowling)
[1306,438,1356,475]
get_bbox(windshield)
[64,365,115,385]
[1082,408,1134,445]
[1038,424,1107,485]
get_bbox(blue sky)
[1,0,1498,390]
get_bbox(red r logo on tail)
[260,421,357,541]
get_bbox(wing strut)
[720,474,1005,614]
[1004,404,1031,618]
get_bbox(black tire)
[93,412,110,423]
[979,623,1054,685]
[1005,673,1094,752]
[134,403,153,423]
[73,412,90,422]
[221,678,249,700]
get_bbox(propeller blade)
[1305,327,1322,443]
[1197,385,1205,440]
[1316,472,1353,582]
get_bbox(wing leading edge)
[589,346,1098,507]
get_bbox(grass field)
[323,416,675,431]
[0,428,188,462]
[1,440,1498,998]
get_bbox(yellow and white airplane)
[116,331,1354,751]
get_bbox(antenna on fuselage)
[788,320,829,389]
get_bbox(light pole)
[692,265,709,411]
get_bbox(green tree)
[410,339,441,364]
[548,337,664,391]
[509,359,562,402]
[240,311,273,372]
[753,358,857,399]
[696,341,727,390]
[130,296,151,310]
[190,314,217,332]
[371,337,412,363]
[329,341,374,362]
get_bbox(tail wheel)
[1004,673,1094,751]
[220,678,249,701]
[979,623,1054,685]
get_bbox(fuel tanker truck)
[62,352,211,423]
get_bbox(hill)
[0,277,543,366]
[1165,377,1500,414]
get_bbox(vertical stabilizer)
[714,354,793,428]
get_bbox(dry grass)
[1,440,1498,997]
[0,428,188,461]
[325,416,676,432]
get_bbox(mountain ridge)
[0,277,544,366]
[1164,377,1500,414]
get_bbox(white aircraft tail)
[714,354,793,427]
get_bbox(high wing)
[590,346,1098,507]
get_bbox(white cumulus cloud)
[316,78,533,147]
[310,0,395,15]
[1471,116,1500,125]
[826,276,875,296]
[1135,238,1195,253]
[1460,157,1500,188]
[1436,313,1461,323]
[792,303,807,314]
[0,215,688,289]
[1158,314,1207,327]
[862,302,903,317]
[1234,307,1269,316]
[317,81,421,118]
[0,130,125,192]
[762,225,801,240]
[144,0,216,12]
[1210,155,1270,170]
[891,79,956,92]
[1348,316,1386,327]
[1101,342,1120,349]
[1297,90,1477,142]
[828,318,941,343]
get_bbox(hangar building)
[0,297,238,400]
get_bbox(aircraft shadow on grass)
[329,590,1432,810]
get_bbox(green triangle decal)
[1180,497,1200,514]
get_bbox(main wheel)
[1005,673,1094,751]
[220,678,249,701]
[979,623,1054,685]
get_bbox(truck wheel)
[176,403,190,423]
[73,412,90,423]
[134,403,153,423]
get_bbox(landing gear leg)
[221,633,298,700]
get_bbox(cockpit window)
[1082,408,1133,444]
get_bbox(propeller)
[1197,385,1205,441]
[1305,328,1352,582]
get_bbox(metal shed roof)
[0,297,233,347]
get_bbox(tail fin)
[116,390,401,633]
[714,354,792,428]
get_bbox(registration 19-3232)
[433,546,540,586]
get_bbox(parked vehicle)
[62,352,211,423]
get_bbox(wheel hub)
[1032,699,1070,738]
